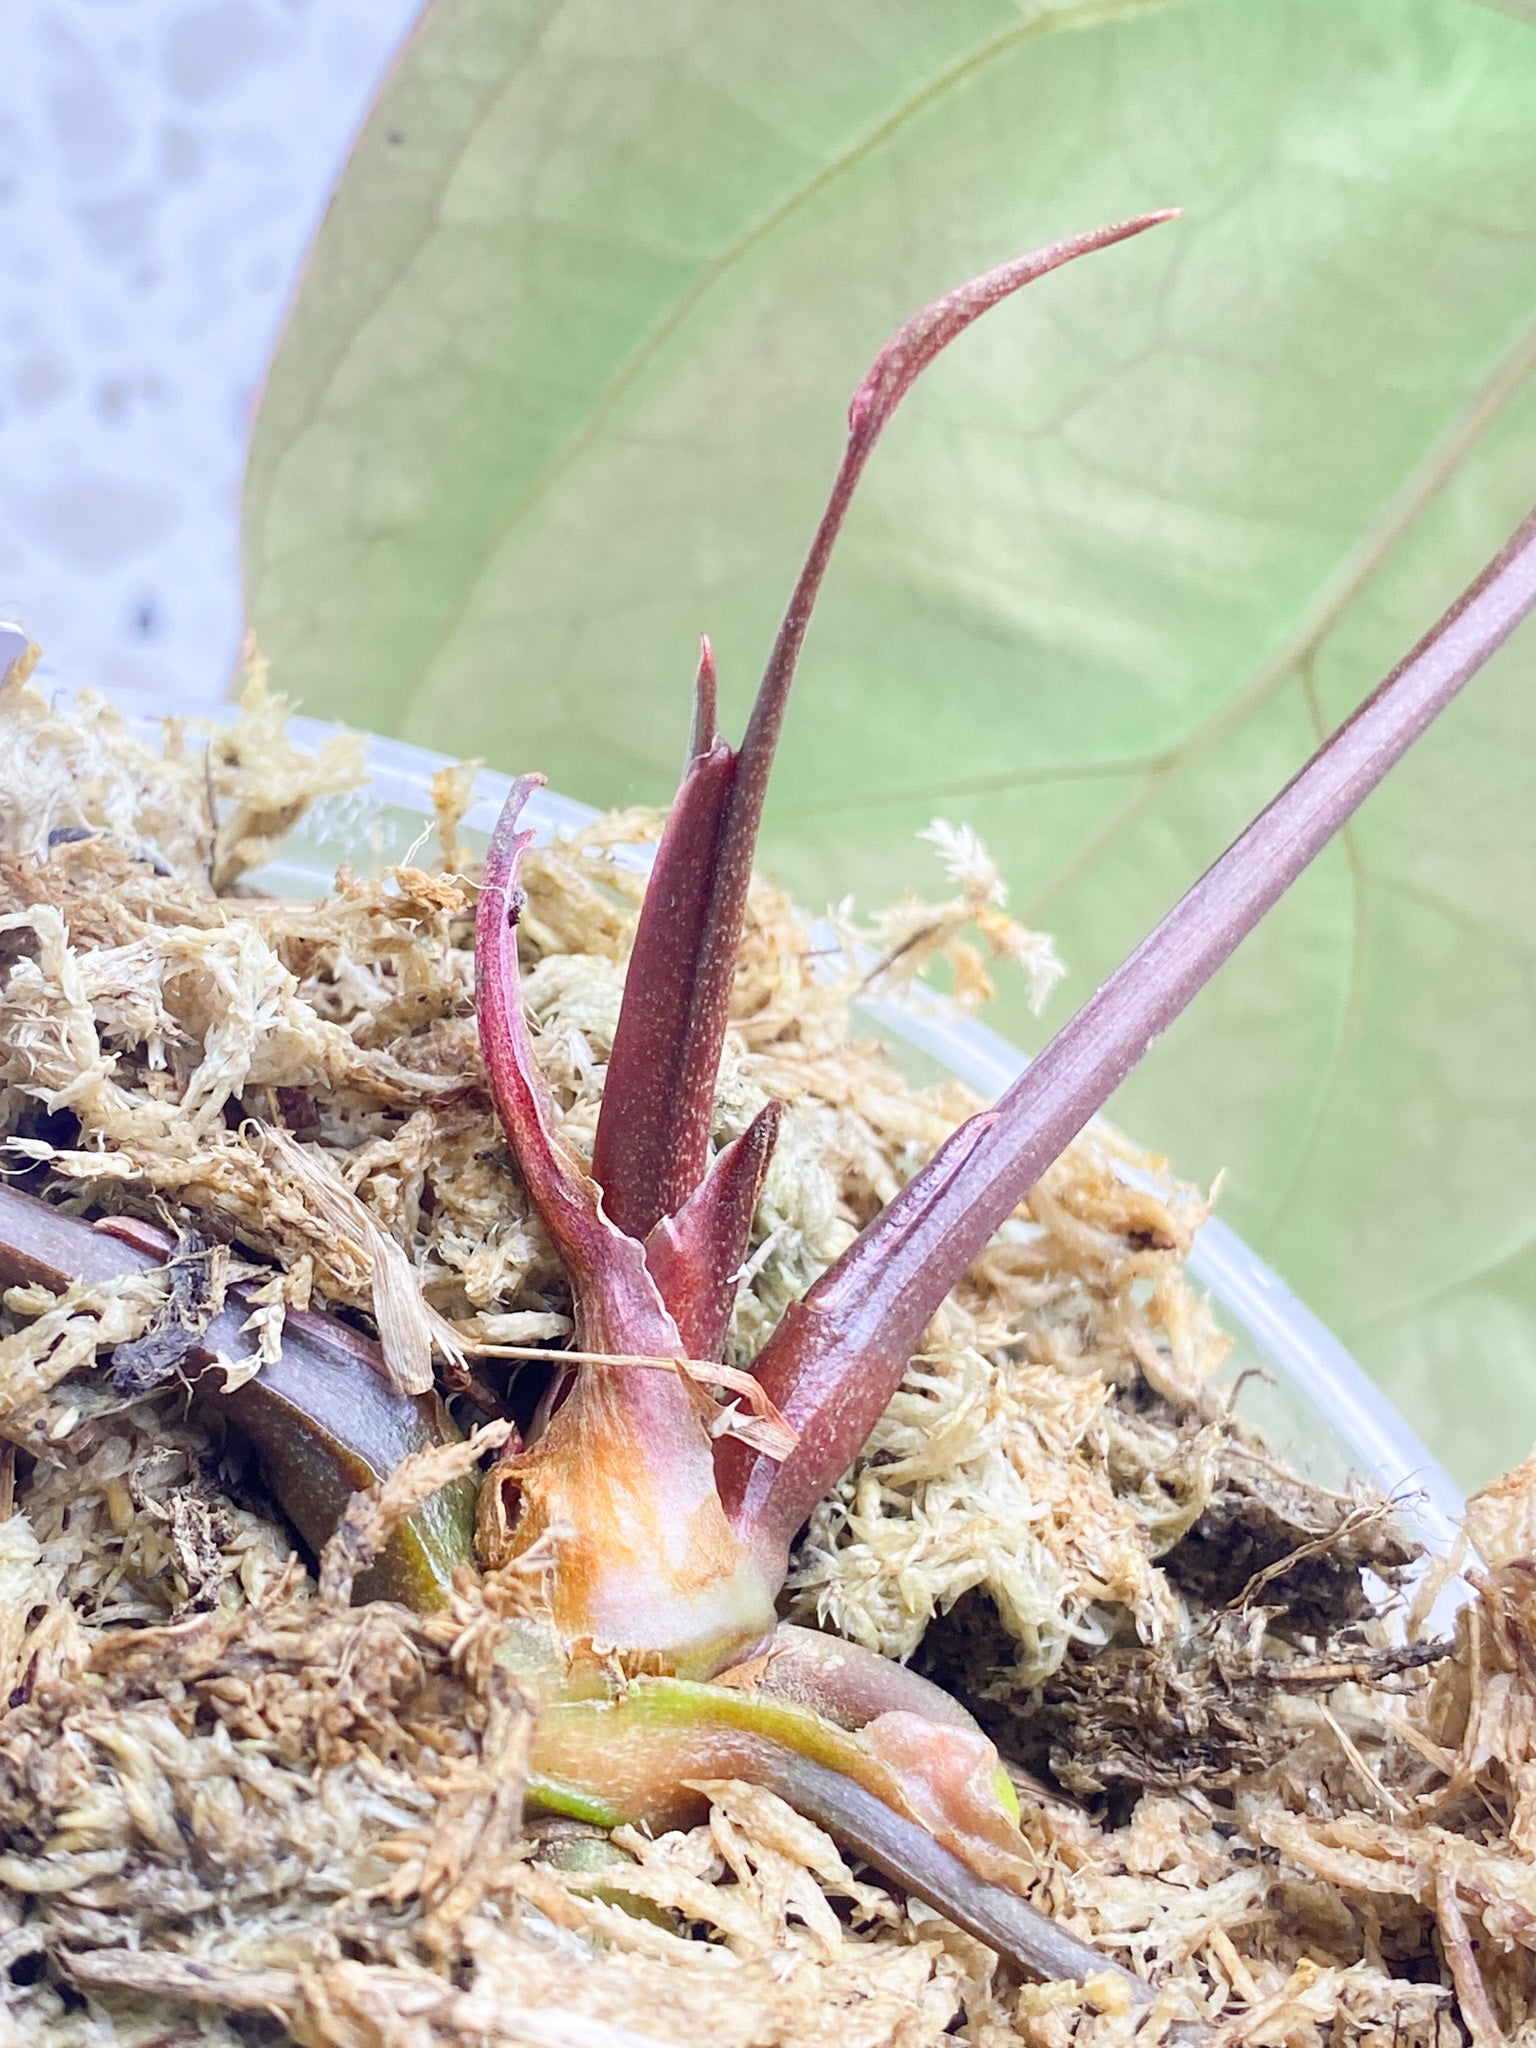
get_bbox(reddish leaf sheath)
[721,504,1536,1559]
[593,640,742,1240]
[644,1099,783,1362]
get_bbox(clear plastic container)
[65,678,1469,1598]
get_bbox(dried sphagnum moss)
[0,665,1529,2048]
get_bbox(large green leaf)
[245,0,1536,1490]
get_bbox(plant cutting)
[455,205,1536,1912]
[246,0,1536,1487]
[1,212,1536,2046]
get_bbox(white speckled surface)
[0,0,423,709]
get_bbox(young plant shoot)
[4,215,1534,1999]
[463,211,1536,1979]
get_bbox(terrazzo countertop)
[0,0,423,711]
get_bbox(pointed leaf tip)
[647,1095,782,1363]
[690,634,719,760]
[848,211,1180,444]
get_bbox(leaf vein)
[1249,660,1371,1250]
[1020,301,1536,924]
[391,0,1194,726]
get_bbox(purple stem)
[591,217,1176,1246]
[721,504,1536,1555]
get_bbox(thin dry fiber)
[0,668,1527,2048]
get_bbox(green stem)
[525,1674,1145,1997]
